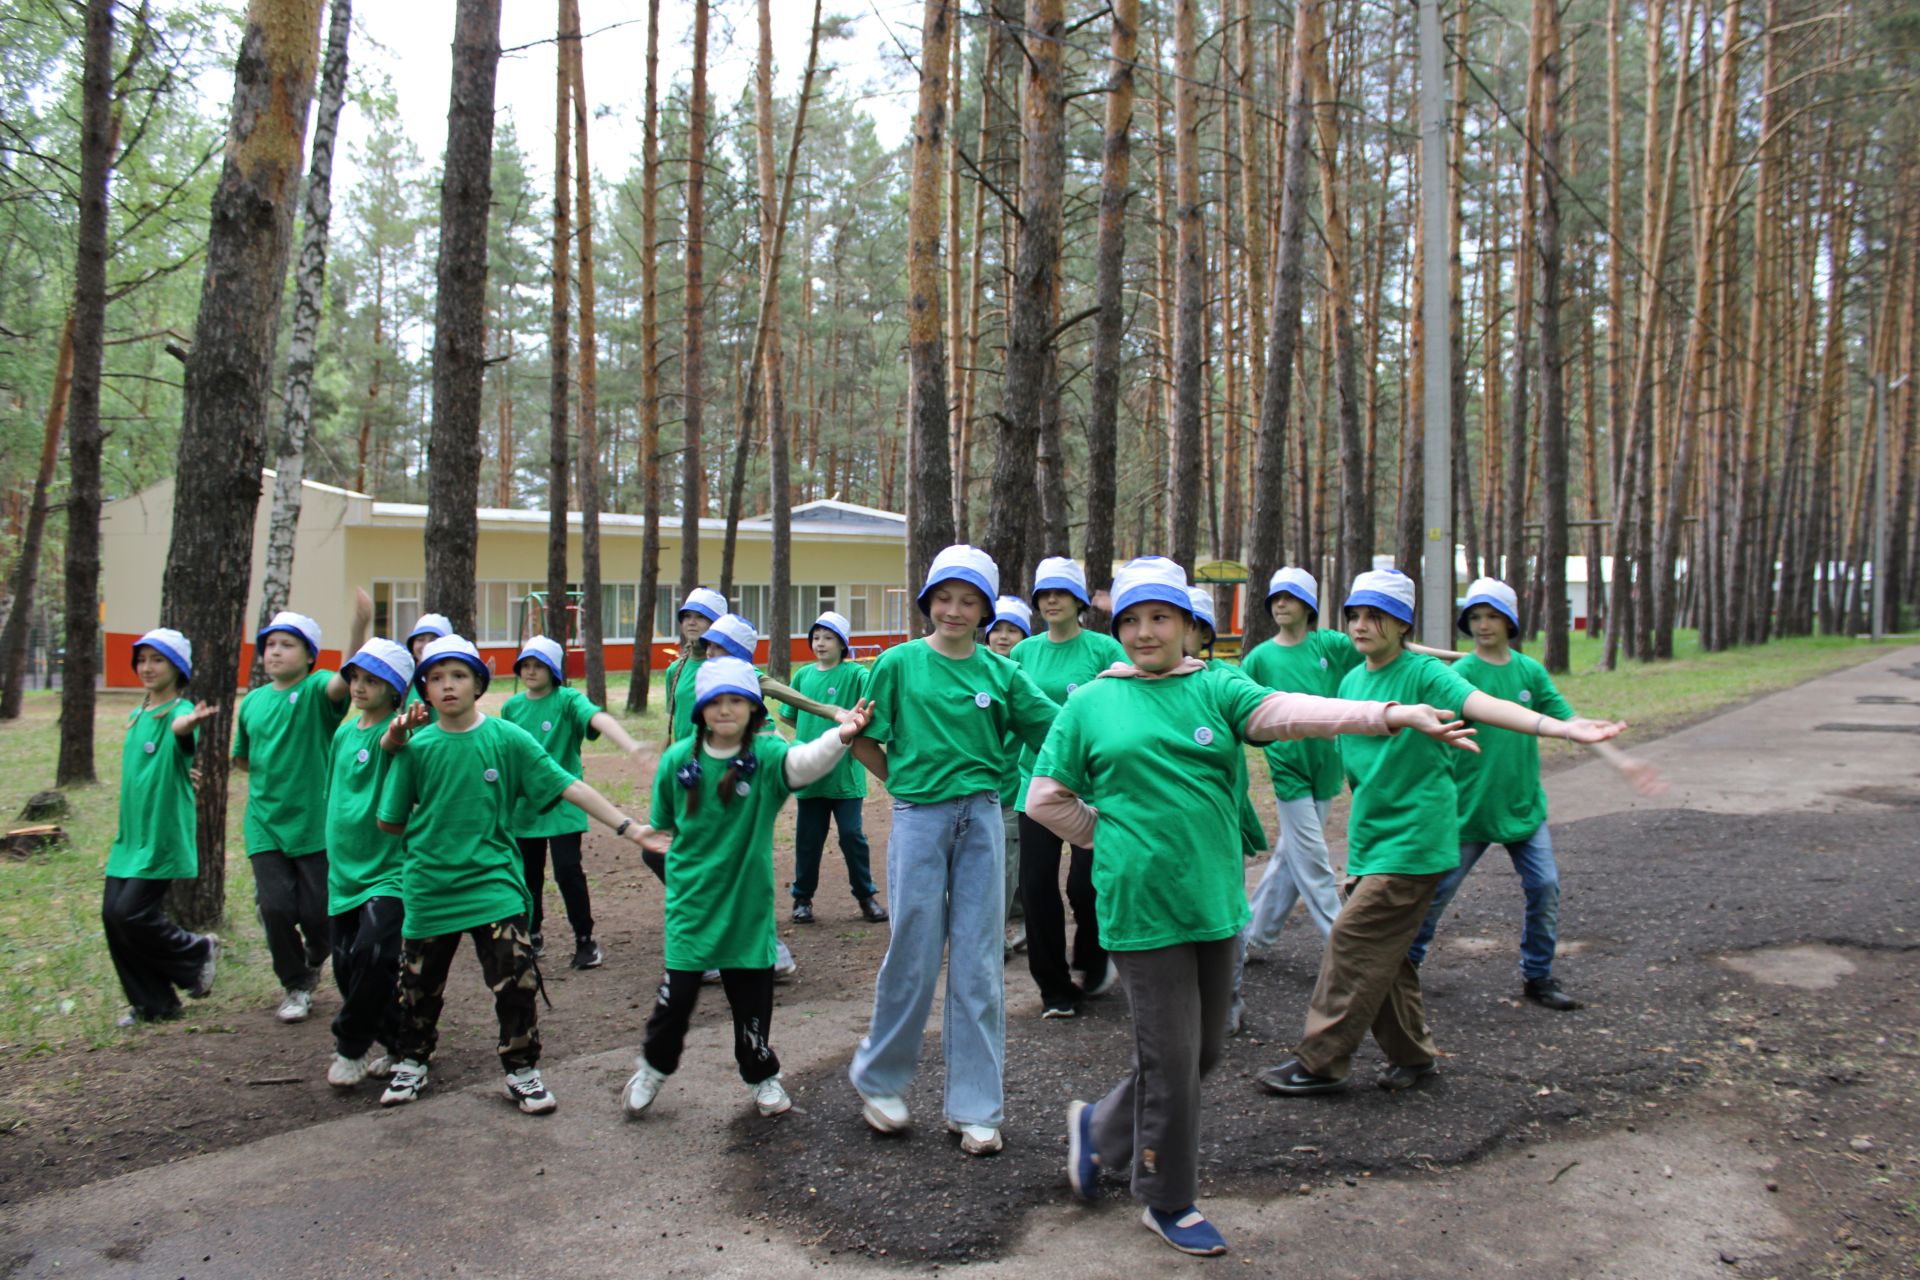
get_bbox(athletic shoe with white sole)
[189,934,219,999]
[947,1120,1003,1156]
[327,1052,369,1088]
[773,940,798,983]
[750,1075,793,1117]
[622,1062,667,1117]
[379,1059,429,1106]
[858,1090,910,1134]
[1082,957,1120,998]
[571,937,604,969]
[1142,1204,1228,1256]
[504,1067,557,1114]
[1067,1100,1100,1198]
[276,988,313,1023]
[365,1052,395,1078]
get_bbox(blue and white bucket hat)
[1265,566,1320,617]
[406,613,453,645]
[1187,586,1218,636]
[990,596,1034,637]
[257,610,322,661]
[678,586,729,623]
[917,544,999,618]
[515,635,567,683]
[1031,556,1090,608]
[693,655,764,718]
[704,613,758,662]
[1344,569,1417,627]
[1458,576,1521,635]
[132,627,193,682]
[415,634,492,695]
[342,638,416,698]
[1108,557,1193,633]
[809,610,853,654]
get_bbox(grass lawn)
[0,634,1904,1058]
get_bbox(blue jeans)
[849,791,1007,1128]
[1406,825,1560,981]
[790,796,877,901]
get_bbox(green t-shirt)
[667,654,706,742]
[779,660,869,800]
[1031,665,1270,950]
[376,714,576,939]
[500,685,602,836]
[1451,650,1574,845]
[1207,658,1272,858]
[325,710,405,914]
[403,685,425,710]
[1010,628,1128,810]
[1241,630,1365,802]
[1336,651,1480,877]
[648,734,793,970]
[233,668,346,856]
[862,639,1059,805]
[106,698,199,880]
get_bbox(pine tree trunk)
[545,0,573,647]
[566,0,605,702]
[1535,0,1570,672]
[0,314,74,720]
[422,0,503,638]
[252,0,351,689]
[1165,0,1205,573]
[904,0,957,602]
[1083,0,1138,608]
[159,0,325,927]
[627,0,663,711]
[756,0,803,680]
[678,0,709,600]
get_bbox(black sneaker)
[1523,976,1582,1011]
[1376,1060,1439,1091]
[530,930,545,959]
[571,937,604,969]
[858,895,890,923]
[1256,1057,1350,1096]
[791,900,815,924]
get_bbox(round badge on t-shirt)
[288,690,300,705]
[1066,682,1079,693]
[483,767,499,783]
[541,720,553,733]
[974,691,992,708]
[356,748,371,764]
[734,780,752,797]
[1193,726,1215,746]
[143,741,157,755]
[1519,689,1533,703]
[1319,657,1329,670]
[827,686,838,698]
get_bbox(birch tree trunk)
[159,0,325,925]
[1084,0,1138,609]
[626,0,662,711]
[252,0,351,689]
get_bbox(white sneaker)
[364,1052,395,1078]
[380,1059,428,1106]
[773,941,798,983]
[1226,996,1247,1038]
[327,1052,369,1088]
[858,1090,910,1134]
[1083,957,1120,998]
[750,1074,792,1117]
[276,989,313,1023]
[504,1067,557,1114]
[947,1119,1003,1156]
[622,1061,668,1117]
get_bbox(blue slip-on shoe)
[1142,1204,1228,1256]
[1066,1100,1099,1199]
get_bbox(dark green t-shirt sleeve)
[862,651,898,744]
[513,725,577,814]
[1006,666,1060,752]
[376,747,416,826]
[1534,665,1575,721]
[313,670,347,728]
[1218,669,1273,742]
[1030,698,1088,796]
[569,687,602,741]
[1421,659,1482,712]
[649,748,677,830]
[231,695,251,758]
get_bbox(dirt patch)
[1836,784,1920,809]
[742,807,1920,1265]
[1718,943,1862,990]
[1815,722,1920,734]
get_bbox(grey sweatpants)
[1089,937,1238,1211]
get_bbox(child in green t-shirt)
[1258,569,1624,1102]
[622,656,872,1121]
[400,613,451,710]
[779,611,887,926]
[985,598,1031,957]
[322,638,415,1088]
[503,635,647,970]
[1027,558,1469,1257]
[845,545,1059,1158]
[1404,577,1663,1011]
[103,628,220,1027]
[374,636,652,1114]
[234,593,370,1024]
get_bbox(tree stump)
[17,790,68,822]
[4,825,66,857]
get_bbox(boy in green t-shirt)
[400,613,452,710]
[503,635,648,969]
[234,595,369,1023]
[375,636,652,1114]
[322,638,415,1088]
[103,628,220,1026]
[1258,570,1624,1101]
[780,611,886,926]
[1404,578,1663,1011]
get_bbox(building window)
[845,584,906,633]
[373,580,424,640]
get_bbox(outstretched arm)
[1026,776,1098,848]
[558,779,653,849]
[759,673,837,721]
[588,710,645,758]
[1587,739,1666,795]
[1407,640,1467,662]
[1461,690,1625,743]
[849,734,889,783]
[327,588,375,703]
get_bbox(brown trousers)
[1295,872,1446,1078]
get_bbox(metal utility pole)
[1875,372,1910,640]
[1418,0,1453,647]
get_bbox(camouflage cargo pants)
[394,915,540,1071]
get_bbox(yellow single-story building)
[100,473,913,687]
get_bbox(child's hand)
[1387,703,1479,753]
[835,698,874,743]
[1616,754,1667,796]
[173,699,220,730]
[352,586,374,627]
[189,765,207,792]
[383,702,431,752]
[633,824,672,855]
[1561,715,1626,745]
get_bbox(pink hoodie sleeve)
[1242,691,1394,744]
[1025,776,1099,848]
